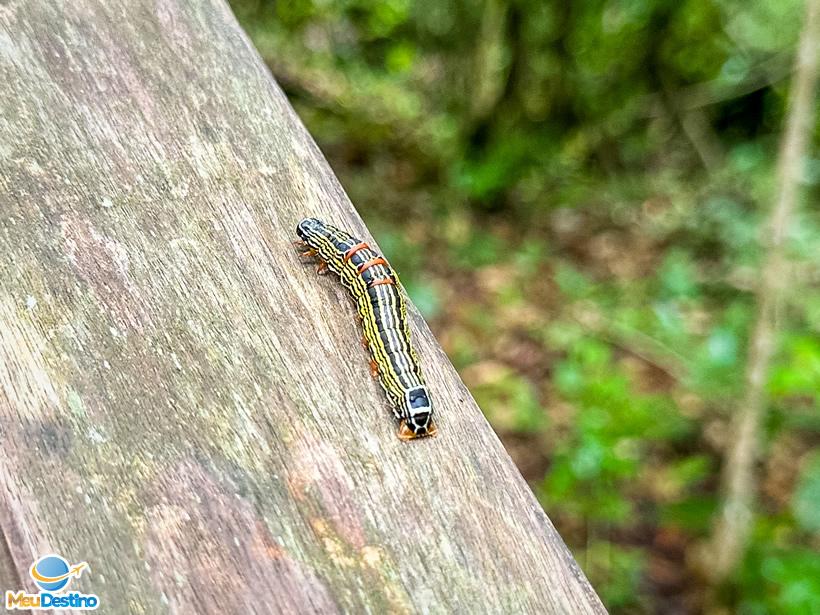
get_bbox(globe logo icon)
[29,554,88,592]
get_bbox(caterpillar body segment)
[295,217,437,440]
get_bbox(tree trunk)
[0,1,605,612]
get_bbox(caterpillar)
[294,217,437,440]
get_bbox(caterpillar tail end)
[397,420,438,441]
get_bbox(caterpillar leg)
[369,359,379,378]
[293,240,317,258]
[397,420,438,441]
[316,261,328,275]
[360,336,369,349]
[397,421,414,441]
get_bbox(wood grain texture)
[0,1,606,613]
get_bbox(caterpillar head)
[296,217,324,243]
[398,385,437,440]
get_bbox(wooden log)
[0,1,606,612]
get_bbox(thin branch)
[679,52,794,111]
[641,52,794,118]
[659,75,725,172]
[707,0,820,583]
[676,104,725,171]
[469,0,510,122]
[568,306,691,383]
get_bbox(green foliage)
[231,0,820,612]
[792,454,820,533]
[541,337,693,601]
[739,518,820,615]
[771,335,820,404]
[471,366,547,433]
[582,542,647,611]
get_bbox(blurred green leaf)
[658,251,698,300]
[707,327,739,367]
[792,454,820,533]
[660,497,718,532]
[554,263,594,300]
[403,278,441,319]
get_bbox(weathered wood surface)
[0,1,605,613]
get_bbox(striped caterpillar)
[294,217,437,440]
